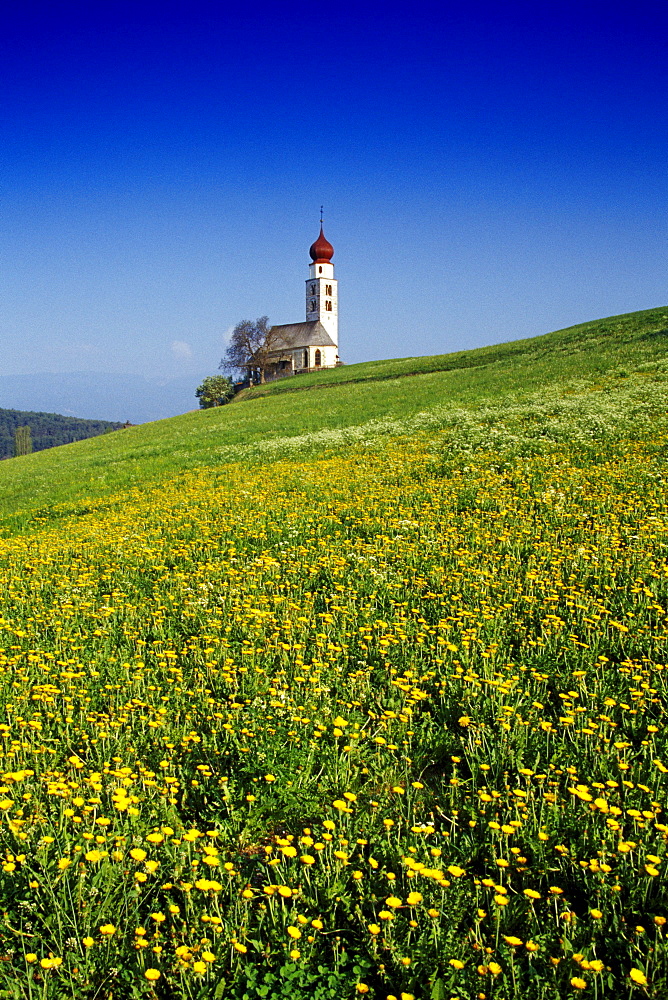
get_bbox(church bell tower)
[306,214,338,347]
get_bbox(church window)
[325,284,332,295]
[304,350,309,368]
[315,349,321,367]
[325,300,332,311]
[310,299,316,312]
[311,284,316,295]
[319,266,322,273]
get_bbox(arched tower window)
[304,349,308,369]
[315,349,321,367]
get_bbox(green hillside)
[1,305,666,525]
[236,304,668,401]
[0,307,667,999]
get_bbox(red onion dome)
[309,226,334,263]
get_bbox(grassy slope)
[0,305,666,526]
[1,307,668,998]
[236,305,668,399]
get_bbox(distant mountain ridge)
[0,407,123,460]
[0,372,201,425]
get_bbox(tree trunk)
[14,425,32,457]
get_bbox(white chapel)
[262,222,340,379]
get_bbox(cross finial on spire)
[320,205,324,226]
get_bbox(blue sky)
[1,0,666,392]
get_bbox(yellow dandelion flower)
[85,850,106,862]
[40,957,63,970]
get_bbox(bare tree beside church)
[220,316,281,384]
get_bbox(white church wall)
[308,262,334,280]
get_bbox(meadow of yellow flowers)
[0,327,667,997]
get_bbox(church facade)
[262,224,340,379]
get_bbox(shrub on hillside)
[195,374,234,408]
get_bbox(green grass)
[1,306,666,529]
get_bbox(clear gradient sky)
[1,1,666,388]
